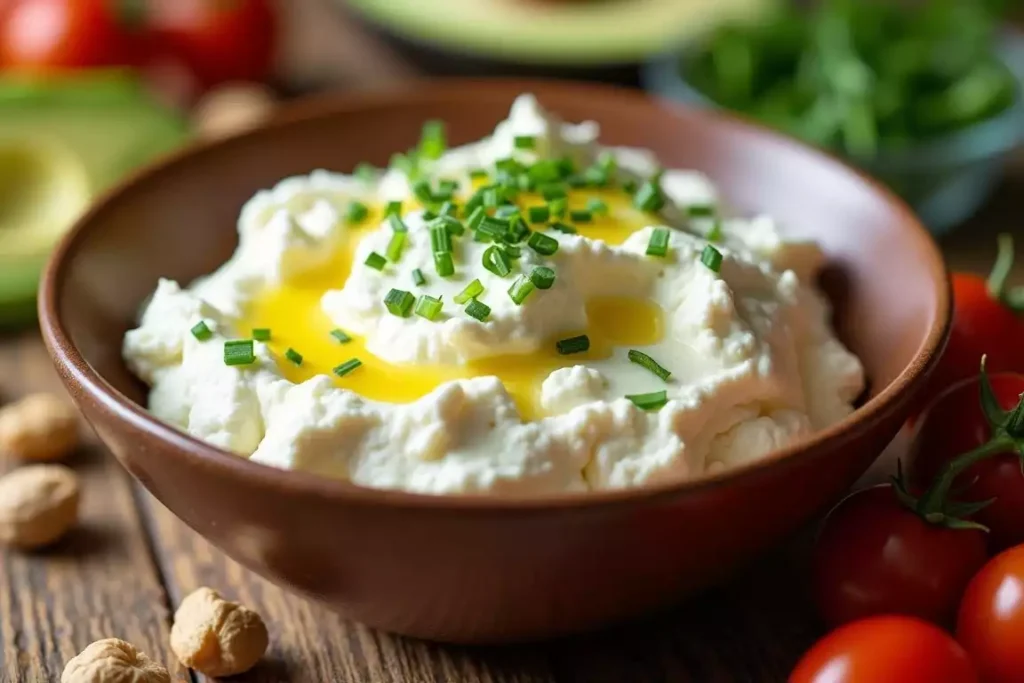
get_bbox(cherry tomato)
[921,237,1024,413]
[956,545,1024,683]
[910,373,1024,552]
[812,485,988,628]
[149,0,277,90]
[789,615,978,683]
[0,0,144,70]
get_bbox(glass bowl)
[642,29,1024,236]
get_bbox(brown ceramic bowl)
[39,79,949,644]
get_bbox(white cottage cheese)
[123,94,865,496]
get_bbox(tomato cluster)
[793,235,1024,683]
[0,0,277,93]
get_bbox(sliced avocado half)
[0,72,190,328]
[345,0,776,65]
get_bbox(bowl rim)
[38,77,951,512]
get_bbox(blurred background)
[0,0,1021,329]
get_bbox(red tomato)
[909,373,1024,552]
[812,485,988,628]
[790,615,978,683]
[922,256,1024,409]
[149,0,277,90]
[957,545,1024,683]
[0,0,144,70]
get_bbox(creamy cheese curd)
[122,94,866,496]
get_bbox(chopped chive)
[251,328,271,342]
[706,220,723,242]
[224,339,256,366]
[513,135,537,150]
[419,120,446,160]
[506,217,531,244]
[385,231,406,262]
[508,276,535,305]
[384,288,415,317]
[477,216,509,240]
[190,321,212,341]
[582,166,610,187]
[495,156,522,173]
[354,162,377,182]
[556,156,576,177]
[387,214,408,233]
[587,198,609,216]
[465,298,491,322]
[500,243,522,259]
[550,221,576,235]
[529,266,556,290]
[389,151,416,175]
[626,390,668,411]
[483,246,513,277]
[333,358,362,377]
[437,179,459,197]
[414,294,443,321]
[556,335,589,355]
[330,328,352,343]
[454,279,484,304]
[482,187,500,208]
[466,206,487,230]
[701,245,723,273]
[430,224,452,254]
[688,204,716,218]
[548,197,568,218]
[569,209,592,223]
[540,184,567,201]
[346,201,369,224]
[384,200,402,217]
[284,348,303,366]
[528,159,562,183]
[365,251,387,270]
[439,200,458,217]
[411,268,426,287]
[527,232,559,256]
[434,251,455,277]
[646,227,670,257]
[634,179,665,213]
[528,205,550,223]
[628,350,672,381]
[412,179,435,206]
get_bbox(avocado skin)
[0,73,191,328]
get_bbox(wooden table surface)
[1,2,1022,681]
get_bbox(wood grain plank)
[139,494,559,683]
[0,332,189,683]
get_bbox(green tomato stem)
[917,435,1015,516]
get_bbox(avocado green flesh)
[346,0,776,64]
[0,96,189,325]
